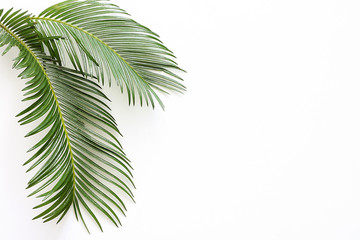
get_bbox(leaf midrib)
[32,17,146,80]
[31,16,164,109]
[0,21,77,196]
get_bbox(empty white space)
[1,0,360,239]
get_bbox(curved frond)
[0,8,134,232]
[32,0,186,109]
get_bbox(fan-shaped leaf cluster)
[0,0,184,232]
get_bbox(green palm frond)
[0,8,134,232]
[31,0,186,109]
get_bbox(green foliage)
[0,0,184,232]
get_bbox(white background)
[1,0,360,239]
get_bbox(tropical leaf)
[0,8,134,232]
[32,0,186,109]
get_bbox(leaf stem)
[0,21,77,197]
[31,16,164,109]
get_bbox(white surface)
[1,0,360,239]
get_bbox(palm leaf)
[0,8,134,232]
[31,0,186,109]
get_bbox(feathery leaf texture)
[0,8,134,232]
[32,0,186,109]
[0,0,184,232]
